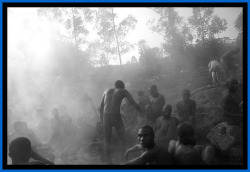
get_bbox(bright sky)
[8,7,242,65]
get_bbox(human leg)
[114,118,126,162]
[103,119,113,164]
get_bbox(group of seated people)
[122,123,214,165]
[120,77,243,165]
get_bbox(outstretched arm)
[124,90,141,113]
[124,144,143,161]
[122,147,156,165]
[31,150,55,165]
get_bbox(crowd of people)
[7,48,243,165]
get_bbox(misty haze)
[6,7,244,166]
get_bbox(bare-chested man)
[122,125,172,165]
[208,60,225,86]
[145,85,165,127]
[220,48,240,79]
[168,123,206,165]
[176,89,196,127]
[221,78,243,126]
[154,104,179,150]
[99,80,141,164]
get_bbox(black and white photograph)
[5,4,246,167]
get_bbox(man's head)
[138,90,144,97]
[149,85,158,97]
[138,125,155,149]
[115,80,125,89]
[162,104,172,118]
[226,78,239,92]
[182,89,191,102]
[9,137,32,164]
[177,123,196,146]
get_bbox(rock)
[207,122,235,152]
[207,122,243,164]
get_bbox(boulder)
[207,122,243,164]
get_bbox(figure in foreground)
[168,123,206,165]
[8,137,54,165]
[122,125,172,165]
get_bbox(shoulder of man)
[105,88,115,94]
[168,140,177,152]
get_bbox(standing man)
[220,48,240,79]
[99,80,141,164]
[176,89,196,127]
[145,85,165,126]
[208,60,225,86]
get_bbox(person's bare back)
[102,88,136,115]
[99,80,141,164]
[169,140,204,164]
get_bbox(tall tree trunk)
[198,9,205,43]
[111,9,122,66]
[72,8,77,48]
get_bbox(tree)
[139,46,163,79]
[209,15,228,38]
[149,8,188,72]
[95,8,137,66]
[188,8,214,42]
[234,12,243,33]
[37,8,94,48]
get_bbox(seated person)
[121,125,172,165]
[8,137,54,165]
[168,123,206,165]
[221,78,243,126]
[220,48,240,79]
[154,104,179,150]
[145,85,165,127]
[176,89,196,127]
[194,145,216,165]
